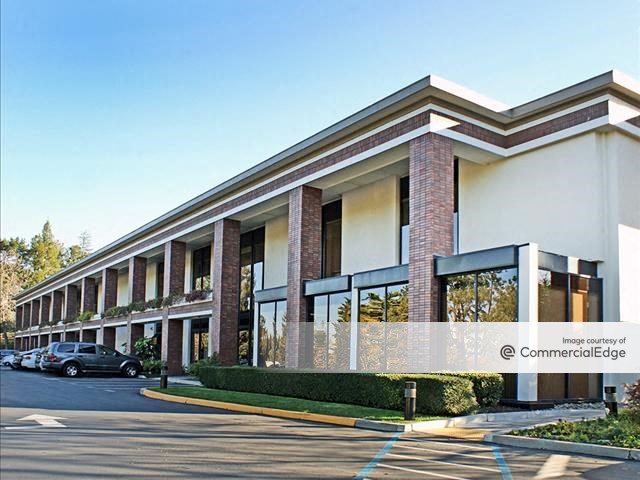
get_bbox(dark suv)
[41,342,141,378]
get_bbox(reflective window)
[310,292,351,369]
[322,201,342,278]
[78,344,96,354]
[57,343,75,353]
[445,269,517,322]
[191,246,211,291]
[156,262,164,298]
[257,300,287,367]
[238,228,265,364]
[400,176,409,264]
[191,318,209,363]
[538,270,567,323]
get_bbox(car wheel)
[122,364,139,378]
[8,364,15,370]
[63,363,81,378]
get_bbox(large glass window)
[400,176,409,264]
[190,318,209,363]
[239,228,265,364]
[358,283,408,370]
[310,292,351,369]
[191,246,211,291]
[322,200,342,278]
[538,270,602,400]
[156,262,164,298]
[444,268,517,322]
[143,321,162,359]
[257,300,287,367]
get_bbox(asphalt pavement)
[1,366,639,479]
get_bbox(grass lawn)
[510,410,640,449]
[149,386,440,423]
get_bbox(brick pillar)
[15,306,23,331]
[210,219,240,365]
[286,185,322,367]
[23,302,31,328]
[52,291,64,324]
[408,133,454,323]
[127,319,144,354]
[31,300,41,327]
[163,241,186,296]
[40,295,51,326]
[128,257,147,303]
[81,277,97,313]
[82,329,97,343]
[161,311,183,375]
[102,268,118,310]
[65,285,79,321]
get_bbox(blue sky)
[2,0,638,250]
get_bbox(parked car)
[0,349,17,360]
[9,351,26,369]
[21,348,45,370]
[2,353,17,368]
[40,342,141,378]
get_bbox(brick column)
[102,324,116,349]
[82,328,97,343]
[31,299,41,327]
[81,277,97,313]
[127,319,144,354]
[161,310,183,375]
[52,291,64,324]
[408,133,454,322]
[286,185,322,367]
[23,302,31,328]
[163,241,186,296]
[64,285,78,321]
[128,257,147,303]
[209,219,240,365]
[102,268,118,310]
[15,306,22,332]
[40,295,51,326]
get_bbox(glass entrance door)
[190,318,209,363]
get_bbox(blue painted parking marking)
[492,445,513,480]
[355,431,402,479]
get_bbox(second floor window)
[400,176,409,264]
[192,246,211,291]
[322,200,342,278]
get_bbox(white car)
[20,348,45,369]
[2,353,16,368]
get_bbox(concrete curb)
[487,433,640,461]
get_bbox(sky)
[1,0,638,251]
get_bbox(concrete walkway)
[167,375,203,386]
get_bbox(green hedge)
[441,372,504,407]
[197,367,478,416]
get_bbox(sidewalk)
[167,376,203,387]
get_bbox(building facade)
[14,71,640,403]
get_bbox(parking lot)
[2,366,640,479]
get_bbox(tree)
[0,240,31,348]
[28,221,63,285]
[62,230,92,267]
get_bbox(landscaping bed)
[510,410,640,449]
[149,386,440,423]
[195,366,504,416]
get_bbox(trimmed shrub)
[162,293,184,307]
[77,311,94,322]
[144,297,164,310]
[105,306,129,318]
[128,300,146,313]
[185,289,211,303]
[197,367,478,416]
[441,372,504,407]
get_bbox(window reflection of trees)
[312,293,351,370]
[257,300,286,367]
[358,284,408,371]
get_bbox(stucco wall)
[459,133,605,260]
[264,215,288,288]
[117,271,128,306]
[97,282,103,314]
[184,248,193,293]
[341,176,400,275]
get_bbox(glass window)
[78,344,96,354]
[98,345,119,356]
[190,318,209,363]
[445,268,517,322]
[538,270,567,323]
[238,227,265,364]
[257,299,286,367]
[322,200,342,278]
[310,292,352,369]
[191,246,211,291]
[400,177,409,264]
[156,262,164,298]
[57,343,76,353]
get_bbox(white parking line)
[534,454,570,479]
[402,437,494,452]
[386,452,501,473]
[377,463,470,480]
[395,443,495,460]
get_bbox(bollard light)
[604,386,618,416]
[404,381,417,421]
[160,362,168,389]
